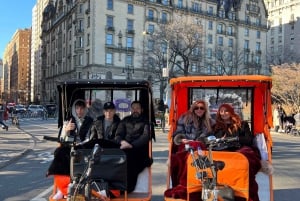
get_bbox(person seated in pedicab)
[212,103,262,201]
[46,99,98,199]
[164,100,215,200]
[114,100,153,193]
[80,101,121,149]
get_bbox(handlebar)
[43,136,59,142]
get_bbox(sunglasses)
[194,106,205,111]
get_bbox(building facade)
[2,29,32,104]
[40,0,269,102]
[265,0,300,65]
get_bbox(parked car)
[27,104,45,115]
[13,104,27,114]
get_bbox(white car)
[27,105,45,114]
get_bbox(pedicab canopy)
[167,75,273,154]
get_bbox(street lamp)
[162,39,169,78]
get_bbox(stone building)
[40,0,268,102]
[265,0,300,65]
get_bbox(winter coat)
[89,114,120,140]
[114,115,150,149]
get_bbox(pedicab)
[46,79,156,201]
[164,75,274,201]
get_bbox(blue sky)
[0,0,36,59]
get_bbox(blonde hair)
[183,100,213,132]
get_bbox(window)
[256,42,261,51]
[192,47,200,56]
[256,31,260,39]
[127,19,134,31]
[217,49,223,59]
[126,55,133,66]
[107,16,114,28]
[147,40,154,50]
[244,52,249,63]
[106,34,113,45]
[245,16,250,24]
[228,38,233,47]
[86,50,90,65]
[107,0,113,10]
[217,24,224,34]
[126,37,133,48]
[192,2,201,12]
[207,48,212,59]
[244,28,249,36]
[87,33,90,46]
[191,63,197,72]
[128,4,133,14]
[208,6,213,15]
[255,55,261,64]
[227,26,233,36]
[147,24,155,34]
[161,12,168,23]
[162,0,168,5]
[228,51,233,62]
[218,36,223,46]
[178,0,183,8]
[244,40,249,49]
[208,21,213,30]
[106,53,113,64]
[208,34,213,44]
[148,9,154,21]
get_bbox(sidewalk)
[0,124,34,169]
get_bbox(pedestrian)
[273,105,280,132]
[212,103,262,201]
[164,100,215,200]
[277,104,286,131]
[114,100,153,193]
[0,104,8,131]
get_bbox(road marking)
[30,185,53,201]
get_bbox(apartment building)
[40,0,268,102]
[265,0,300,65]
[2,29,31,104]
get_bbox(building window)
[244,40,249,49]
[106,53,113,64]
[127,19,134,31]
[148,9,154,21]
[228,38,233,47]
[128,4,133,14]
[107,16,114,28]
[227,26,233,36]
[208,21,213,30]
[208,6,213,15]
[217,49,223,59]
[244,28,249,36]
[107,0,113,10]
[86,50,90,65]
[191,63,197,72]
[126,37,133,48]
[256,31,260,39]
[177,0,183,8]
[106,34,113,45]
[192,2,201,12]
[147,24,155,33]
[87,33,90,46]
[217,24,224,34]
[148,40,154,50]
[218,36,223,46]
[245,16,250,24]
[207,48,212,59]
[256,42,261,51]
[228,51,233,62]
[162,12,168,23]
[208,34,213,44]
[126,54,133,66]
[162,0,168,5]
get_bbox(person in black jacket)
[114,100,152,192]
[86,101,121,148]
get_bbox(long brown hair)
[214,103,241,134]
[183,100,213,132]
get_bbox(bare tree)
[272,63,300,113]
[143,16,204,99]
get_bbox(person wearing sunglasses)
[173,100,215,145]
[165,100,215,200]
